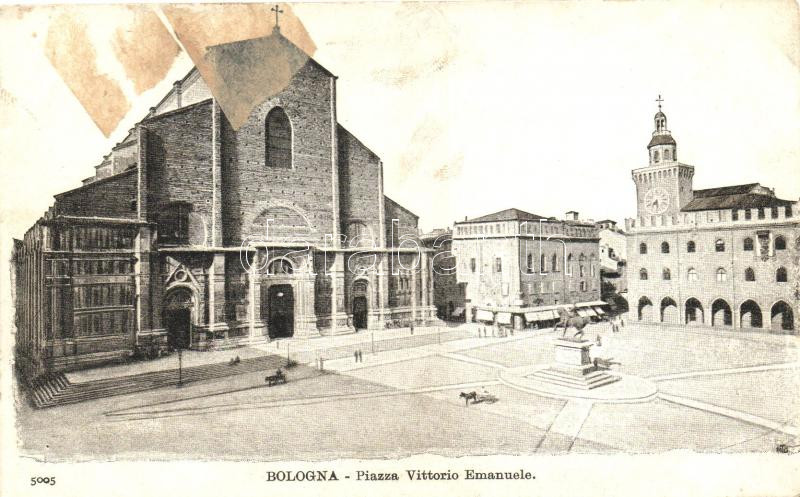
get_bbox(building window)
[687,268,698,281]
[732,210,739,221]
[771,207,779,219]
[551,253,558,272]
[639,268,648,280]
[743,237,754,251]
[580,281,587,292]
[664,149,671,160]
[266,107,292,169]
[775,236,786,251]
[745,210,752,220]
[687,240,696,253]
[663,268,671,280]
[526,253,534,274]
[744,267,755,281]
[495,257,502,273]
[654,150,660,162]
[541,254,547,273]
[661,241,670,254]
[776,267,788,282]
[160,202,191,245]
[470,258,476,273]
[639,243,647,255]
[715,239,725,252]
[716,267,727,282]
[579,265,585,277]
[757,207,765,220]
[787,206,793,217]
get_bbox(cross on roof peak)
[271,4,284,30]
[655,94,664,111]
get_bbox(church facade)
[13,31,436,379]
[625,106,799,332]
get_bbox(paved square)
[16,322,800,460]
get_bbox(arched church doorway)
[352,280,368,330]
[164,287,193,350]
[268,285,294,338]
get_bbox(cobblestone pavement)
[15,321,800,460]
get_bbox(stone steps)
[530,368,619,390]
[29,354,285,409]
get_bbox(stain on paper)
[162,3,317,130]
[45,12,130,137]
[112,6,181,95]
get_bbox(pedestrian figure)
[410,322,415,335]
[354,350,358,363]
[357,350,363,362]
[596,334,602,347]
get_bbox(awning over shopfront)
[576,300,608,308]
[496,312,512,325]
[476,309,494,322]
[592,306,606,315]
[451,307,465,317]
[524,310,559,322]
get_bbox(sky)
[1,1,799,241]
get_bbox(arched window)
[715,239,725,252]
[743,237,753,251]
[686,240,696,253]
[160,201,191,245]
[775,236,786,250]
[579,265,585,277]
[744,267,755,282]
[267,258,294,275]
[654,150,660,162]
[526,253,534,274]
[776,267,788,282]
[664,149,671,160]
[551,253,558,272]
[662,268,671,280]
[580,281,587,292]
[716,267,727,282]
[640,268,648,280]
[661,241,670,254]
[639,243,647,254]
[540,254,546,273]
[687,268,698,281]
[266,107,292,169]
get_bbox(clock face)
[644,187,670,214]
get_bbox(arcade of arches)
[634,295,796,332]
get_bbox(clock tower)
[632,96,694,218]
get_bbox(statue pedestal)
[531,338,619,390]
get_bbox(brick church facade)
[13,30,436,379]
[625,105,799,332]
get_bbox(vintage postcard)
[1,2,799,496]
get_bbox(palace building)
[452,208,604,329]
[625,103,799,332]
[13,28,436,379]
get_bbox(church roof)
[682,183,794,212]
[459,208,549,224]
[647,134,676,148]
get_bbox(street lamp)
[177,347,183,388]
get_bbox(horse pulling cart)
[265,369,286,387]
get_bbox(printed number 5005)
[30,477,55,486]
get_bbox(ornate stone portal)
[531,338,620,390]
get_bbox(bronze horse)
[553,307,600,339]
